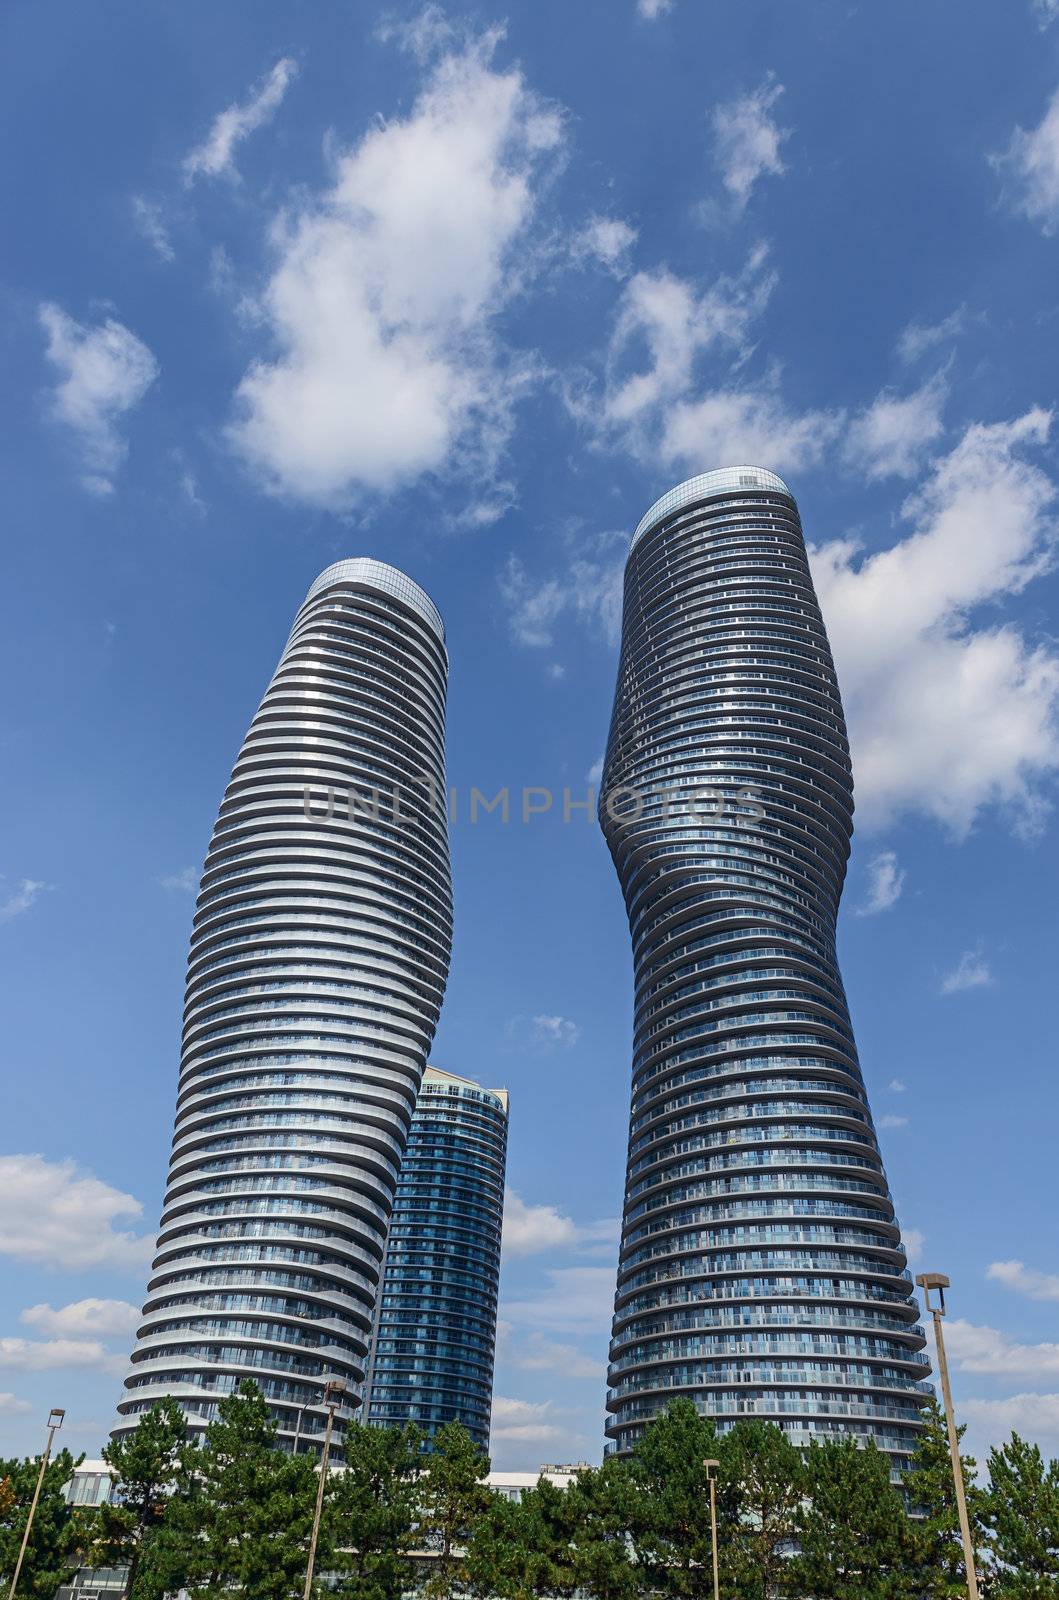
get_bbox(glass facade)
[364,1067,508,1450]
[113,559,452,1451]
[600,469,931,1467]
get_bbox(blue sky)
[3,0,1059,1472]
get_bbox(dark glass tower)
[363,1067,508,1450]
[114,559,452,1450]
[600,469,930,1465]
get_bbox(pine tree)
[417,1422,492,1600]
[716,1419,804,1600]
[0,1448,91,1600]
[96,1396,188,1599]
[626,1398,721,1600]
[787,1437,920,1600]
[156,1380,318,1600]
[325,1420,422,1600]
[904,1399,988,1597]
[564,1458,639,1600]
[985,1432,1059,1597]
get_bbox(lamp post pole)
[302,1379,345,1600]
[703,1458,720,1600]
[8,1407,65,1600]
[916,1272,980,1600]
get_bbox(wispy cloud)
[857,850,906,916]
[902,1227,925,1263]
[158,867,197,893]
[500,538,626,650]
[710,75,789,208]
[878,1113,908,1130]
[184,58,298,183]
[844,374,947,480]
[131,196,174,262]
[993,83,1059,234]
[503,1331,606,1380]
[941,947,993,995]
[0,1155,153,1273]
[988,1259,1059,1302]
[502,1190,618,1258]
[889,1077,907,1092]
[960,1392,1059,1450]
[503,1265,616,1334]
[0,879,50,925]
[39,304,158,495]
[571,215,638,274]
[636,0,673,17]
[897,306,967,364]
[0,1394,32,1416]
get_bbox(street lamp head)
[703,1457,719,1478]
[322,1379,346,1406]
[47,1408,65,1429]
[916,1271,950,1316]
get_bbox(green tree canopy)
[97,1396,188,1600]
[903,1399,988,1597]
[787,1437,919,1600]
[986,1431,1059,1598]
[626,1398,720,1600]
[0,1448,90,1600]
[417,1421,492,1600]
[325,1419,423,1600]
[716,1418,804,1600]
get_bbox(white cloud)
[505,1332,606,1380]
[21,1300,140,1339]
[710,76,789,207]
[844,375,947,480]
[856,850,906,916]
[227,31,563,508]
[902,1227,924,1263]
[158,867,198,892]
[637,0,673,17]
[490,1395,566,1443]
[500,540,625,650]
[1033,0,1059,25]
[0,1155,154,1272]
[589,248,842,476]
[184,58,298,183]
[131,197,174,262]
[530,1014,581,1048]
[994,84,1059,233]
[897,306,967,364]
[941,948,993,995]
[946,1318,1059,1376]
[0,879,50,925]
[503,1265,616,1333]
[659,384,843,477]
[0,1338,125,1375]
[39,304,158,494]
[502,1190,618,1258]
[587,755,604,786]
[572,216,638,273]
[877,1113,908,1130]
[889,1078,907,1092]
[960,1392,1059,1450]
[602,252,774,431]
[810,409,1059,835]
[0,1394,32,1416]
[987,1259,1059,1302]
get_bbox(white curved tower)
[601,470,930,1466]
[114,558,452,1449]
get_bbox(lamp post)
[8,1407,65,1600]
[302,1379,345,1600]
[916,1272,979,1600]
[703,1458,720,1600]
